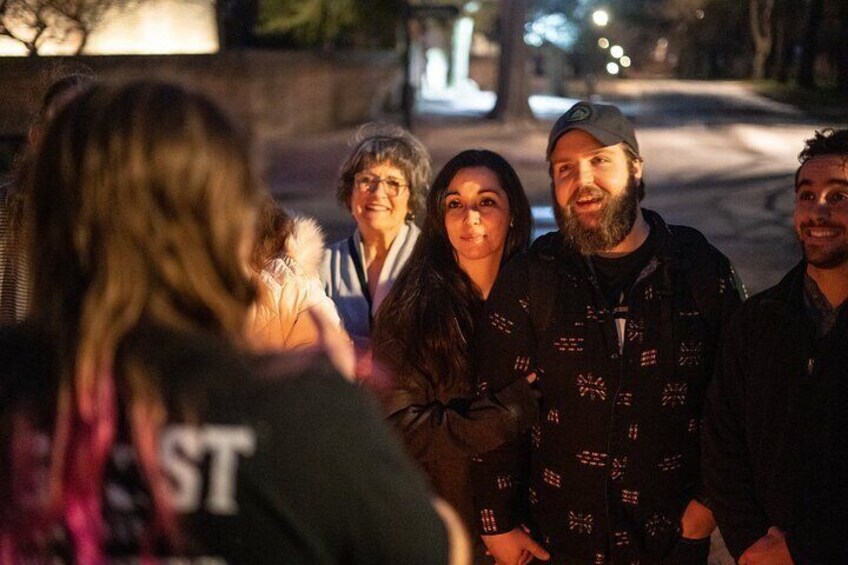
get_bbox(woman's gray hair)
[335,122,431,222]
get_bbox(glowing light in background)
[606,62,620,75]
[0,1,217,56]
[620,55,631,68]
[525,13,578,49]
[592,10,610,27]
[610,45,624,59]
[598,37,610,49]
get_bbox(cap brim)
[547,125,625,160]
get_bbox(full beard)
[555,175,640,255]
[797,221,848,269]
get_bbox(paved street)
[266,79,847,295]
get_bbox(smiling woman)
[444,166,513,285]
[371,149,537,562]
[320,123,431,364]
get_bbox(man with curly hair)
[703,128,848,564]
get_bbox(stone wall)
[0,49,401,143]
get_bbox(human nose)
[464,207,481,225]
[810,196,832,216]
[577,160,594,186]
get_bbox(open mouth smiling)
[803,225,844,240]
[570,187,607,212]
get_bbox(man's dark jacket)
[472,210,742,563]
[703,262,848,564]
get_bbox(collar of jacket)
[769,261,808,304]
[763,261,848,329]
[542,208,676,295]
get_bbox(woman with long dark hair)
[372,149,540,559]
[0,81,466,564]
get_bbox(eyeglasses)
[354,173,408,197]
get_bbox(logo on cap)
[562,104,592,123]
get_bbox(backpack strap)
[528,234,561,339]
[668,226,730,341]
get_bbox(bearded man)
[703,128,848,565]
[471,101,743,564]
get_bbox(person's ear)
[27,124,43,148]
[630,157,644,181]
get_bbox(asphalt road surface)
[266,79,847,296]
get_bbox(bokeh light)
[592,10,610,27]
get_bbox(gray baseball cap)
[546,101,640,160]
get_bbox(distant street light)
[592,10,609,27]
[610,45,624,59]
[598,37,610,49]
[620,56,631,68]
[606,62,620,75]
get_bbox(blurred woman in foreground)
[372,150,539,560]
[0,81,466,564]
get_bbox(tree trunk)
[749,0,774,80]
[772,0,801,83]
[797,0,823,89]
[488,0,533,122]
[216,0,258,50]
[839,0,848,93]
[769,0,786,81]
[74,30,89,55]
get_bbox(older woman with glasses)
[321,123,431,362]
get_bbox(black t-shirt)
[590,223,659,306]
[0,324,449,564]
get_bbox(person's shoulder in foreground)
[0,323,457,564]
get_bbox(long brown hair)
[3,81,261,559]
[373,150,531,396]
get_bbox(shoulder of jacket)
[529,231,562,260]
[667,223,730,267]
[667,223,710,248]
[285,215,326,277]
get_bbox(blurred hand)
[482,527,550,565]
[310,308,356,380]
[680,499,715,539]
[739,527,794,565]
[432,498,472,565]
[524,372,537,384]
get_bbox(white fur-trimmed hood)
[284,215,326,278]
